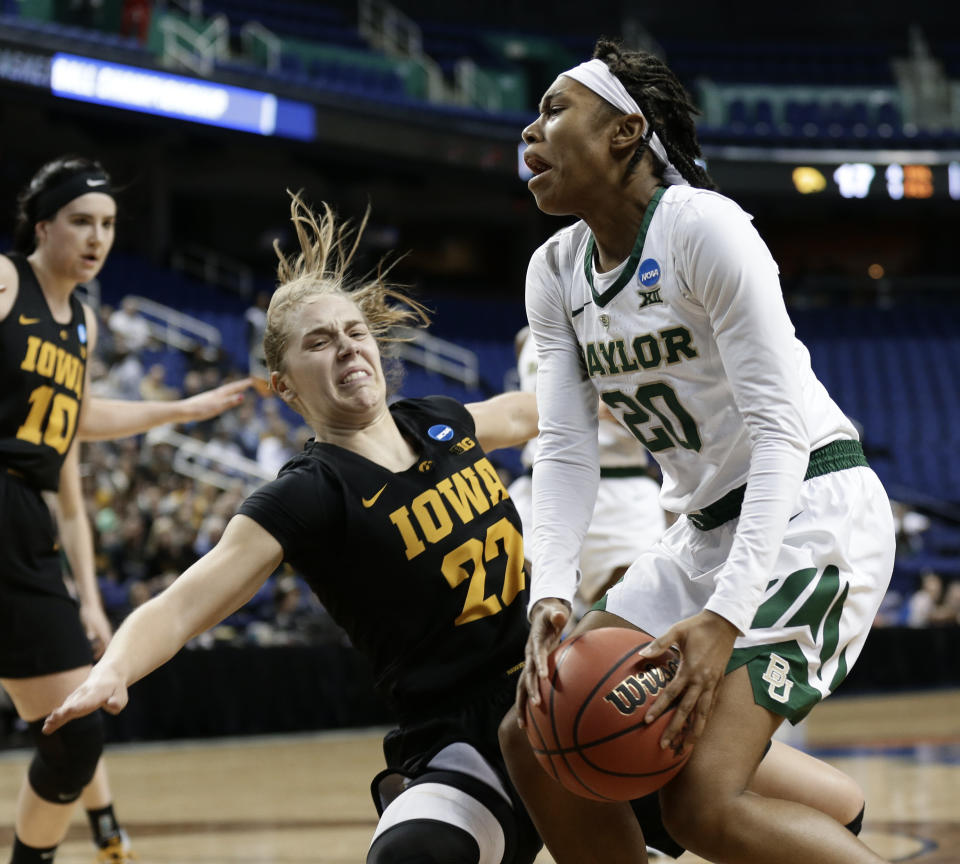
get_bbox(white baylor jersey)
[525,184,859,624]
[517,326,652,471]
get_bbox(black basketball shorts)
[0,471,93,678]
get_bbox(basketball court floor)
[1,688,957,863]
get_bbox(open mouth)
[523,152,553,177]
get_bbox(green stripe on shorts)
[728,564,853,724]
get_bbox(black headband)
[33,171,114,222]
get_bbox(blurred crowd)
[871,500,960,628]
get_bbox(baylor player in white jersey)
[499,40,895,864]
[526,187,871,633]
[507,325,665,615]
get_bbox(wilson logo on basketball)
[603,656,680,716]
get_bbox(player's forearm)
[78,397,193,441]
[469,391,539,451]
[500,391,540,448]
[94,590,197,687]
[57,511,100,607]
[104,522,281,685]
[706,433,808,634]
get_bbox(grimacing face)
[275,293,388,430]
[521,76,622,216]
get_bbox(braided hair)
[12,156,111,253]
[592,39,717,190]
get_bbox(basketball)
[524,627,692,801]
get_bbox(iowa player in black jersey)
[44,193,543,864]
[0,157,254,864]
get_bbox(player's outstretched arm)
[79,378,254,441]
[466,391,538,452]
[43,514,283,734]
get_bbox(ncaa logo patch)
[427,424,455,442]
[638,258,661,288]
[77,323,88,344]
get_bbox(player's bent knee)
[497,708,532,774]
[629,792,685,859]
[659,784,721,850]
[369,774,513,864]
[27,713,104,804]
[368,819,480,864]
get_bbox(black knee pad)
[27,712,104,804]
[367,819,479,864]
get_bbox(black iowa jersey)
[0,254,87,490]
[239,396,530,716]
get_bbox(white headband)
[561,58,689,186]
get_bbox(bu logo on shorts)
[761,654,794,703]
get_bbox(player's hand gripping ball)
[524,627,692,801]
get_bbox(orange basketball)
[524,627,691,801]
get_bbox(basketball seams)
[526,707,562,783]
[546,633,605,798]
[524,628,693,801]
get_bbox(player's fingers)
[643,665,687,724]
[42,697,92,734]
[520,633,543,707]
[224,381,250,401]
[516,674,532,725]
[535,636,552,680]
[41,709,69,735]
[637,634,672,659]
[251,377,272,397]
[530,624,554,680]
[683,688,715,749]
[520,659,541,709]
[659,684,700,750]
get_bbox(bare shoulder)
[0,254,20,322]
[81,300,99,351]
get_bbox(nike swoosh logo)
[86,178,108,186]
[362,484,388,508]
[19,315,40,325]
[788,510,803,522]
[571,299,593,318]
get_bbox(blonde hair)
[264,191,431,377]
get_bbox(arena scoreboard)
[792,162,959,200]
